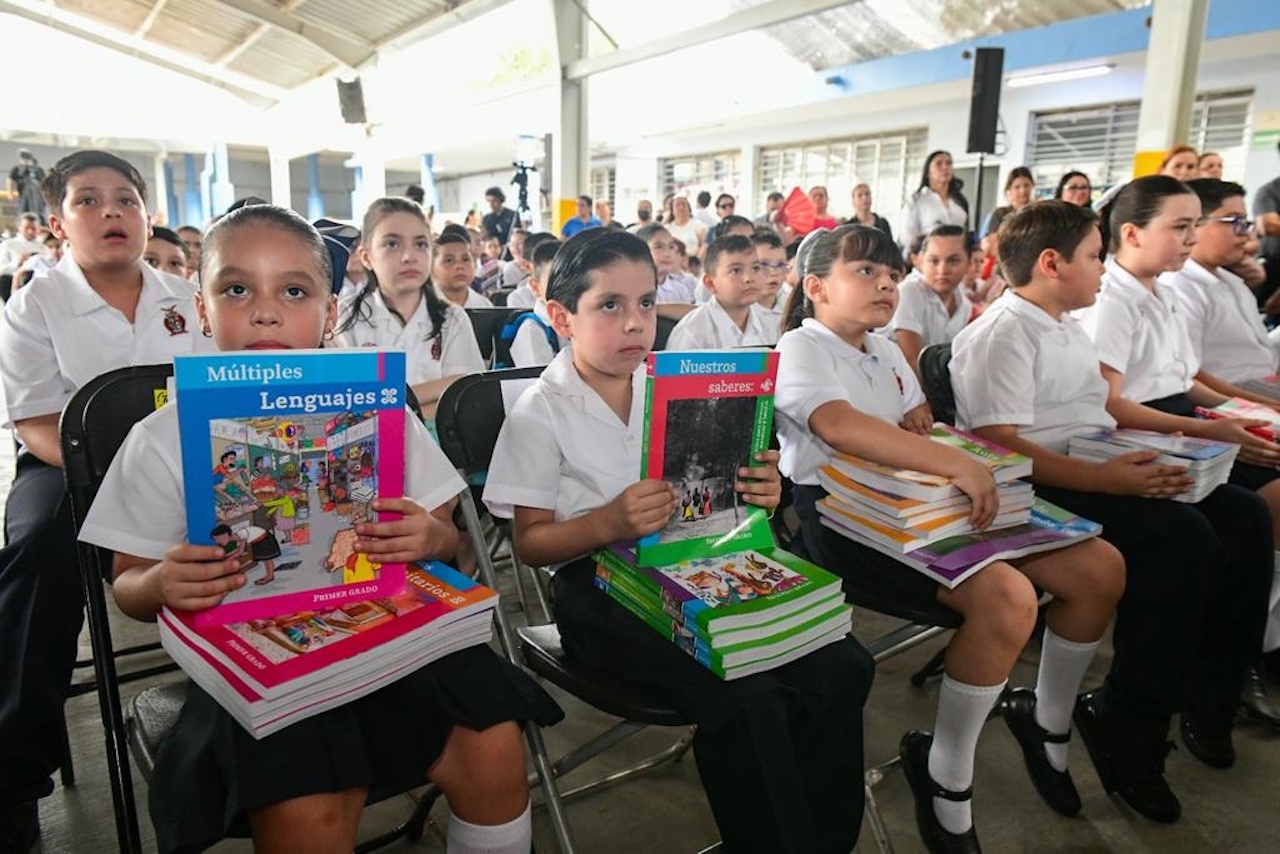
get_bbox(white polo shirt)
[665,299,778,350]
[951,290,1116,454]
[509,300,563,368]
[0,252,207,429]
[484,348,646,538]
[1077,260,1198,404]
[656,273,696,304]
[774,319,926,486]
[0,235,43,276]
[899,188,968,256]
[505,283,537,309]
[335,289,485,386]
[433,284,492,309]
[1161,259,1277,384]
[79,403,462,561]
[887,278,973,347]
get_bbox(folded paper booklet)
[819,498,1102,589]
[637,349,780,567]
[158,561,496,737]
[175,349,408,626]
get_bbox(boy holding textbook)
[949,201,1272,824]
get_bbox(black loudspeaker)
[966,48,1004,154]
[337,77,367,125]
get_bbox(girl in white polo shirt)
[78,204,560,854]
[335,197,485,419]
[774,224,1123,852]
[888,224,975,375]
[0,150,211,844]
[483,228,874,854]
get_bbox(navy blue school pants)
[0,454,83,805]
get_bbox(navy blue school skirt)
[148,644,562,853]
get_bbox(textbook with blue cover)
[175,349,408,626]
[638,349,780,567]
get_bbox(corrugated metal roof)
[295,0,445,47]
[56,0,153,33]
[733,0,1149,71]
[228,26,339,89]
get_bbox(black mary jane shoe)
[899,730,982,854]
[1000,687,1082,817]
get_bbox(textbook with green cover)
[636,350,779,567]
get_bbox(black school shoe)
[1072,690,1181,824]
[0,800,38,854]
[999,687,1082,817]
[1179,713,1235,769]
[899,731,982,854]
[1238,665,1280,729]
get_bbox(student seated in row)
[774,224,1124,852]
[144,225,190,279]
[751,230,788,340]
[504,231,558,309]
[78,204,561,854]
[635,223,698,304]
[887,224,974,376]
[483,229,874,854]
[950,201,1272,825]
[693,217,757,304]
[0,150,212,851]
[335,197,485,420]
[508,237,565,368]
[1079,175,1280,732]
[433,228,493,309]
[665,235,780,350]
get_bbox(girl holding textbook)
[950,201,1272,825]
[482,229,874,854]
[335,197,485,419]
[78,205,561,854]
[773,224,1125,853]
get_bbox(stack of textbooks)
[595,350,851,679]
[1195,397,1280,442]
[159,561,497,738]
[157,349,497,737]
[817,425,1102,588]
[594,544,851,680]
[1067,428,1238,502]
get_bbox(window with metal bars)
[590,166,616,210]
[756,128,929,219]
[659,151,743,201]
[1026,89,1253,194]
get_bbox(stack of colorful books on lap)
[157,349,497,738]
[817,425,1101,588]
[1194,396,1280,442]
[1067,427,1238,502]
[594,350,851,680]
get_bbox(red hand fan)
[777,187,817,235]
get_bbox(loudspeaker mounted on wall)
[337,77,367,125]
[966,48,1004,154]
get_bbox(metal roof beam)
[217,0,375,68]
[564,0,860,80]
[136,0,171,36]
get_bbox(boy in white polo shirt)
[507,238,565,367]
[0,150,208,849]
[1163,179,1279,391]
[950,201,1272,826]
[889,224,973,375]
[665,234,778,350]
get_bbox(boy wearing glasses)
[1163,180,1278,396]
[666,234,778,348]
[752,230,788,339]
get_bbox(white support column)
[550,0,588,232]
[151,153,170,225]
[738,145,758,217]
[268,148,292,210]
[1133,0,1208,175]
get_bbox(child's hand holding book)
[601,480,681,542]
[736,450,783,514]
[157,543,247,612]
[354,498,458,565]
[1194,417,1280,466]
[948,458,1000,531]
[1093,450,1194,498]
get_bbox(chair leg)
[58,712,75,787]
[354,786,441,853]
[910,645,949,687]
[863,763,896,854]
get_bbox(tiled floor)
[6,386,1280,853]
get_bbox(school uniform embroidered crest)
[162,306,188,336]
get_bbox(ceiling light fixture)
[1006,64,1115,89]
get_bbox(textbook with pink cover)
[175,349,408,626]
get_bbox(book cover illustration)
[175,349,407,626]
[637,349,780,567]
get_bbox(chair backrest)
[465,306,529,366]
[489,287,515,307]
[435,367,547,478]
[654,314,678,351]
[61,364,175,565]
[917,343,956,426]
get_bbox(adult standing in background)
[482,186,517,249]
[847,183,893,241]
[666,196,706,259]
[1254,143,1280,314]
[6,150,46,224]
[1159,145,1199,182]
[694,190,719,227]
[899,150,969,255]
[756,192,784,228]
[1053,171,1093,208]
[1198,152,1225,179]
[628,199,654,232]
[981,167,1035,240]
[809,186,839,230]
[560,195,602,239]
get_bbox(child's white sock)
[1034,628,1101,771]
[929,675,1004,835]
[1264,551,1280,653]
[446,802,531,854]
